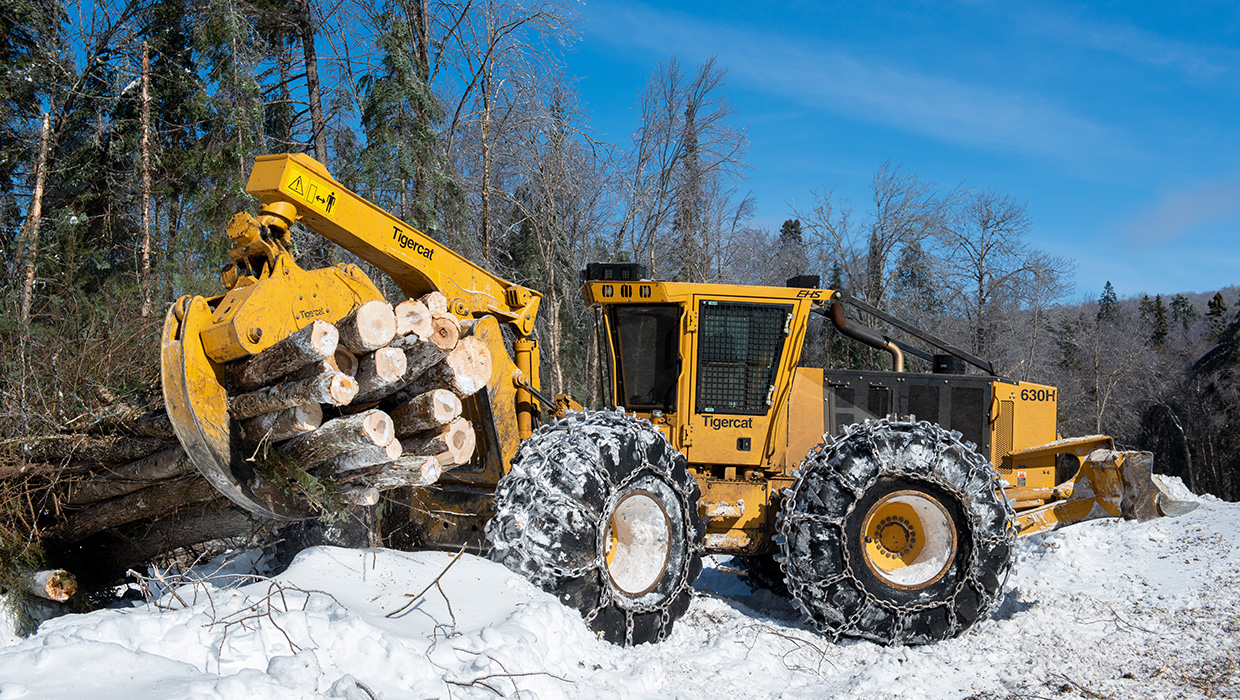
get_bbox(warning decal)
[283,166,340,218]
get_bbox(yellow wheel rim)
[860,490,957,590]
[604,490,671,598]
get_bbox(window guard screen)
[695,301,790,415]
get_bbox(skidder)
[148,153,1193,648]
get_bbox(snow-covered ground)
[2,480,1237,700]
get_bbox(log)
[393,299,433,339]
[397,336,492,398]
[74,402,145,435]
[67,498,258,586]
[52,474,220,542]
[241,404,323,445]
[340,484,380,507]
[0,462,95,480]
[229,320,338,391]
[278,409,394,467]
[131,410,177,441]
[318,439,402,475]
[229,370,357,420]
[19,434,169,465]
[335,300,397,354]
[66,447,195,506]
[397,335,455,381]
[390,389,462,438]
[419,291,448,316]
[429,312,461,346]
[401,416,475,467]
[367,455,442,490]
[332,346,358,377]
[19,569,77,602]
[354,347,407,400]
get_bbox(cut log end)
[337,300,397,354]
[394,299,433,339]
[21,569,78,602]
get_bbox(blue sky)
[563,1,1240,299]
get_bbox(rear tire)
[777,418,1015,645]
[486,410,704,645]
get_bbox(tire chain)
[775,417,1018,645]
[488,408,703,645]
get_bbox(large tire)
[485,410,705,646]
[777,418,1015,645]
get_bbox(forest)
[1,0,1237,521]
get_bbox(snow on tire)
[485,409,705,646]
[777,417,1016,645]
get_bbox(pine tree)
[1207,291,1228,335]
[1171,294,1197,332]
[1097,281,1118,324]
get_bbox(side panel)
[989,380,1060,488]
[779,367,828,474]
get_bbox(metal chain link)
[777,417,1017,643]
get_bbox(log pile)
[0,292,491,600]
[230,292,491,504]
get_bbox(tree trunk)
[19,569,77,602]
[52,475,220,543]
[20,434,169,465]
[298,0,327,163]
[401,416,475,466]
[390,389,461,438]
[228,369,357,420]
[139,42,153,318]
[228,320,338,391]
[320,440,402,475]
[240,403,323,445]
[65,447,195,506]
[278,409,394,467]
[366,455,441,490]
[393,299,432,339]
[397,336,492,398]
[18,113,51,325]
[354,346,407,398]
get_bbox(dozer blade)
[161,295,312,520]
[1012,445,1198,536]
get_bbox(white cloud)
[587,3,1116,161]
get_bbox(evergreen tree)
[772,218,808,283]
[1140,293,1169,346]
[1097,281,1118,324]
[1171,294,1197,332]
[1208,291,1228,335]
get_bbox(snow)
[2,480,1237,699]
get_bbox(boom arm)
[245,153,541,338]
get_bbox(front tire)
[486,410,704,645]
[778,418,1015,645]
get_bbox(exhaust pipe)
[829,303,904,372]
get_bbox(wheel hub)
[605,490,672,598]
[860,489,957,590]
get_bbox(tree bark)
[18,113,51,325]
[228,370,356,420]
[240,403,322,445]
[318,439,402,475]
[297,0,327,163]
[366,455,441,490]
[66,447,195,506]
[228,320,338,391]
[52,475,220,542]
[335,300,397,354]
[278,409,394,467]
[139,42,153,318]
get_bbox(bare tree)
[611,56,746,278]
[937,189,1072,360]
